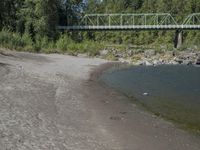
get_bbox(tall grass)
[0,29,200,56]
[0,30,105,56]
[1,30,198,56]
[0,29,25,50]
[55,34,104,56]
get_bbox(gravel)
[0,51,200,150]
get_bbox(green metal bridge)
[58,13,200,30]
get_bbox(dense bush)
[55,34,104,56]
[0,30,28,50]
[0,30,105,56]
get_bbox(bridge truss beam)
[183,13,200,25]
[80,13,178,26]
[58,13,200,30]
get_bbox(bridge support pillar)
[174,30,183,49]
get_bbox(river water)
[100,65,200,132]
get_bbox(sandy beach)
[0,50,200,150]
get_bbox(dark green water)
[100,65,200,132]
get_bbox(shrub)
[0,30,36,51]
[56,34,73,53]
[0,29,24,50]
[80,40,103,56]
[21,33,34,51]
[55,34,103,56]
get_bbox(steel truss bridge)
[58,13,200,30]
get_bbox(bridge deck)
[58,25,200,31]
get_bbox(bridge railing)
[79,13,178,26]
[183,13,200,25]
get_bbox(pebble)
[143,92,149,96]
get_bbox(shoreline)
[85,62,200,149]
[99,48,200,66]
[0,51,200,149]
[1,47,200,66]
[91,62,200,134]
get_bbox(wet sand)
[0,50,199,150]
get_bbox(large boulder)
[127,50,134,57]
[178,51,197,60]
[153,60,163,66]
[197,52,200,58]
[165,51,177,57]
[144,49,156,58]
[144,60,153,66]
[100,49,109,56]
[196,57,200,65]
[183,60,193,65]
[169,60,179,65]
[135,60,145,66]
[174,57,183,64]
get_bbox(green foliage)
[17,0,59,39]
[85,0,200,48]
[0,30,104,56]
[0,29,24,50]
[105,53,118,61]
[56,34,73,52]
[56,34,103,56]
[0,0,23,30]
[76,40,103,56]
[0,0,200,53]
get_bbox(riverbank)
[0,51,200,150]
[99,48,200,66]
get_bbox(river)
[100,65,200,133]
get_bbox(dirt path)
[0,51,199,150]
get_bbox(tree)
[0,0,23,30]
[58,0,84,26]
[190,0,200,13]
[17,0,59,39]
[35,0,59,38]
[0,0,5,29]
[0,0,200,47]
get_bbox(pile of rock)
[99,48,200,66]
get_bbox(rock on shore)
[99,48,200,66]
